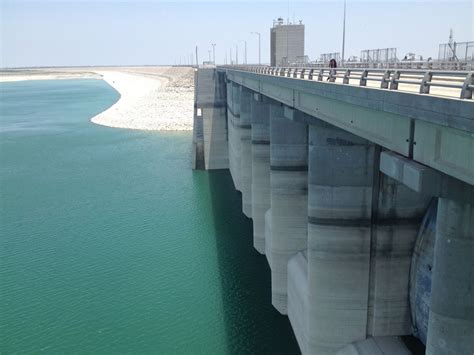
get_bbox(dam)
[192,66,473,354]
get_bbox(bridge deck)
[221,68,474,185]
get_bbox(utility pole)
[341,0,346,66]
[251,32,261,65]
[211,43,216,64]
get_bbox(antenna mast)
[448,28,459,61]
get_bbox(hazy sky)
[1,0,472,67]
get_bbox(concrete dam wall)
[192,67,474,354]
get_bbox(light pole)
[211,43,216,64]
[230,48,233,65]
[341,0,346,66]
[236,44,239,65]
[239,40,247,64]
[195,46,199,67]
[245,40,247,64]
[251,32,261,65]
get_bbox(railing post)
[419,71,433,94]
[460,72,474,99]
[343,69,351,84]
[317,69,324,81]
[381,70,391,89]
[359,70,368,86]
[389,70,400,90]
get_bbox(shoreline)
[0,72,102,82]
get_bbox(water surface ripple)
[0,79,299,353]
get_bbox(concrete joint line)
[252,140,270,145]
[308,216,371,227]
[270,165,308,172]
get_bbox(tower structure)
[270,18,305,66]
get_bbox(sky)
[1,0,472,67]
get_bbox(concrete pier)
[250,94,271,254]
[194,67,474,354]
[426,198,474,354]
[368,175,430,337]
[265,209,273,264]
[193,68,228,169]
[337,336,411,354]
[240,87,253,217]
[227,82,242,190]
[269,103,308,314]
[303,122,375,353]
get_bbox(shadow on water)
[206,169,300,354]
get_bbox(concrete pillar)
[251,94,270,254]
[368,175,430,336]
[226,82,234,183]
[426,198,474,355]
[288,250,309,352]
[265,209,272,265]
[227,82,241,191]
[336,336,411,354]
[240,87,253,217]
[203,105,228,169]
[305,121,375,353]
[193,68,228,170]
[269,103,308,314]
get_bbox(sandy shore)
[91,68,194,131]
[1,67,195,131]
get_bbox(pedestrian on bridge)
[328,59,337,82]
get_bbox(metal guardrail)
[227,66,474,100]
[288,60,472,71]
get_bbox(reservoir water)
[0,79,299,353]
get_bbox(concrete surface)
[269,102,308,314]
[251,93,271,253]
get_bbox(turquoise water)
[0,79,299,353]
